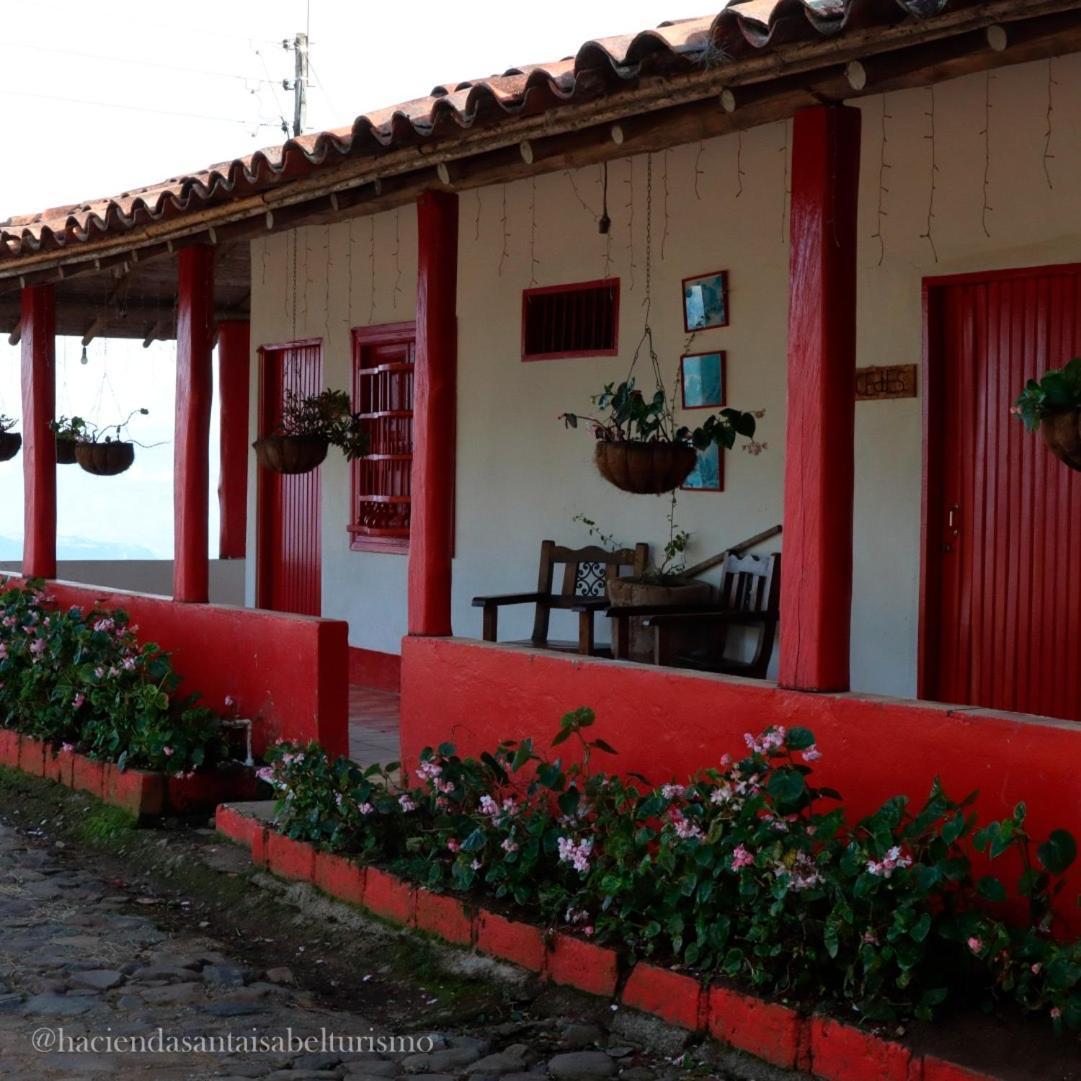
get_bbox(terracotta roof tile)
[0,0,973,262]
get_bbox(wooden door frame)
[255,337,323,611]
[918,261,1081,701]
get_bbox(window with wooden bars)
[521,278,620,361]
[350,323,416,553]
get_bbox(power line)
[0,87,281,129]
[5,39,277,86]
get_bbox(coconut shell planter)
[55,438,78,465]
[75,441,135,476]
[1040,409,1081,471]
[0,432,22,462]
[594,440,697,495]
[253,434,329,475]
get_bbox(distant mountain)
[0,535,160,561]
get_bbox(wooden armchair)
[473,540,649,656]
[608,552,781,678]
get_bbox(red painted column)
[216,319,250,559]
[408,190,459,636]
[174,245,215,603]
[20,284,57,579]
[779,105,862,692]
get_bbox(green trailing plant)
[50,415,88,443]
[51,409,152,444]
[1013,358,1081,430]
[574,494,691,584]
[274,388,367,461]
[264,710,1081,1033]
[562,376,759,452]
[0,580,228,774]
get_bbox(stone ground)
[0,771,776,1081]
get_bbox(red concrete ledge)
[0,729,258,817]
[216,808,1004,1081]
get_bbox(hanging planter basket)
[74,441,135,476]
[594,440,697,495]
[0,432,21,462]
[253,435,329,475]
[1040,409,1081,471]
[55,438,78,465]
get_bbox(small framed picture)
[682,270,729,332]
[682,443,724,492]
[681,350,726,409]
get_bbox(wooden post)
[408,190,459,636]
[20,284,56,580]
[217,319,250,559]
[173,245,215,603]
[779,105,862,692]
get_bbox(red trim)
[520,276,620,362]
[681,269,730,333]
[174,245,215,603]
[409,191,458,637]
[680,349,726,409]
[778,105,861,692]
[351,321,416,555]
[348,646,401,692]
[20,284,56,580]
[217,319,250,560]
[923,260,1081,288]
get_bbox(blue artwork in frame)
[682,270,729,331]
[682,443,723,492]
[681,350,726,409]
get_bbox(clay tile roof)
[0,1,983,264]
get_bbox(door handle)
[947,504,960,532]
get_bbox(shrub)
[0,580,227,773]
[264,708,1080,1032]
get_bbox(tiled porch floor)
[348,685,402,766]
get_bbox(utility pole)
[282,32,308,137]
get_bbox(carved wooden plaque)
[855,364,917,400]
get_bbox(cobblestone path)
[0,820,722,1081]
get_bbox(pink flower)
[557,836,593,874]
[94,667,104,679]
[415,760,443,783]
[61,743,75,753]
[731,844,754,871]
[967,937,983,954]
[122,657,136,671]
[661,783,686,800]
[29,638,46,656]
[224,695,236,708]
[72,693,85,709]
[1031,963,1043,975]
[867,846,912,879]
[501,837,518,853]
[447,838,461,853]
[0,643,6,659]
[256,766,277,784]
[802,745,822,762]
[861,930,879,946]
[1051,1007,1062,1020]
[357,801,374,816]
[162,746,174,757]
[398,794,416,812]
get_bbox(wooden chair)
[607,552,781,678]
[473,540,649,656]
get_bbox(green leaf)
[976,875,1007,902]
[766,767,806,807]
[1038,829,1077,875]
[910,913,933,943]
[784,727,816,751]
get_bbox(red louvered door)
[257,340,323,616]
[924,264,1081,721]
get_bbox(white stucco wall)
[247,55,1081,698]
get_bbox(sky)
[0,0,680,559]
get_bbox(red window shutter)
[521,278,620,361]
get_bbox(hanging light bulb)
[80,344,89,365]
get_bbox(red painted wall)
[4,575,349,759]
[348,647,401,692]
[401,637,1081,934]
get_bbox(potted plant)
[1014,358,1081,470]
[70,408,149,476]
[50,415,86,465]
[253,388,367,475]
[575,505,712,661]
[562,377,759,495]
[0,416,21,463]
